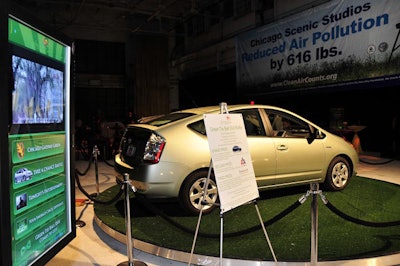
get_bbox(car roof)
[173,104,288,115]
[139,103,323,131]
[170,104,323,130]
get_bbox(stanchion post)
[310,183,319,266]
[93,145,100,196]
[118,173,147,266]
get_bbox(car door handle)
[277,145,288,151]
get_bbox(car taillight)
[143,133,166,163]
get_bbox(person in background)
[125,111,137,125]
[282,118,292,130]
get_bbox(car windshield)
[145,112,195,126]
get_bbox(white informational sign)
[204,113,259,213]
[236,0,400,95]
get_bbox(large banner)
[236,0,400,96]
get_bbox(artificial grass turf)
[93,176,400,262]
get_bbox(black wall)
[180,69,400,157]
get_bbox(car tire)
[323,156,351,191]
[179,170,218,215]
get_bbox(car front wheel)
[179,170,218,215]
[324,156,351,191]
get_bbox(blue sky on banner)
[236,0,400,95]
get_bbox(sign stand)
[188,103,277,266]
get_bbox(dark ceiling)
[12,0,200,36]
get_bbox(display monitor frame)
[0,1,10,266]
[1,2,76,266]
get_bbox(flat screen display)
[11,55,64,125]
[9,16,67,135]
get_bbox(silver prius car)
[115,104,359,215]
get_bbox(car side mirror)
[307,132,316,144]
[307,128,322,144]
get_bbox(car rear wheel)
[179,170,218,215]
[324,156,351,191]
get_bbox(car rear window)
[144,112,195,126]
[188,120,206,135]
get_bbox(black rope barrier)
[99,145,116,168]
[322,196,400,227]
[134,195,303,238]
[73,148,124,228]
[359,158,395,165]
[76,199,91,220]
[75,157,93,176]
[132,187,400,238]
[75,169,124,204]
[74,144,119,204]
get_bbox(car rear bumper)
[114,154,191,198]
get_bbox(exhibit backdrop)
[236,0,400,96]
